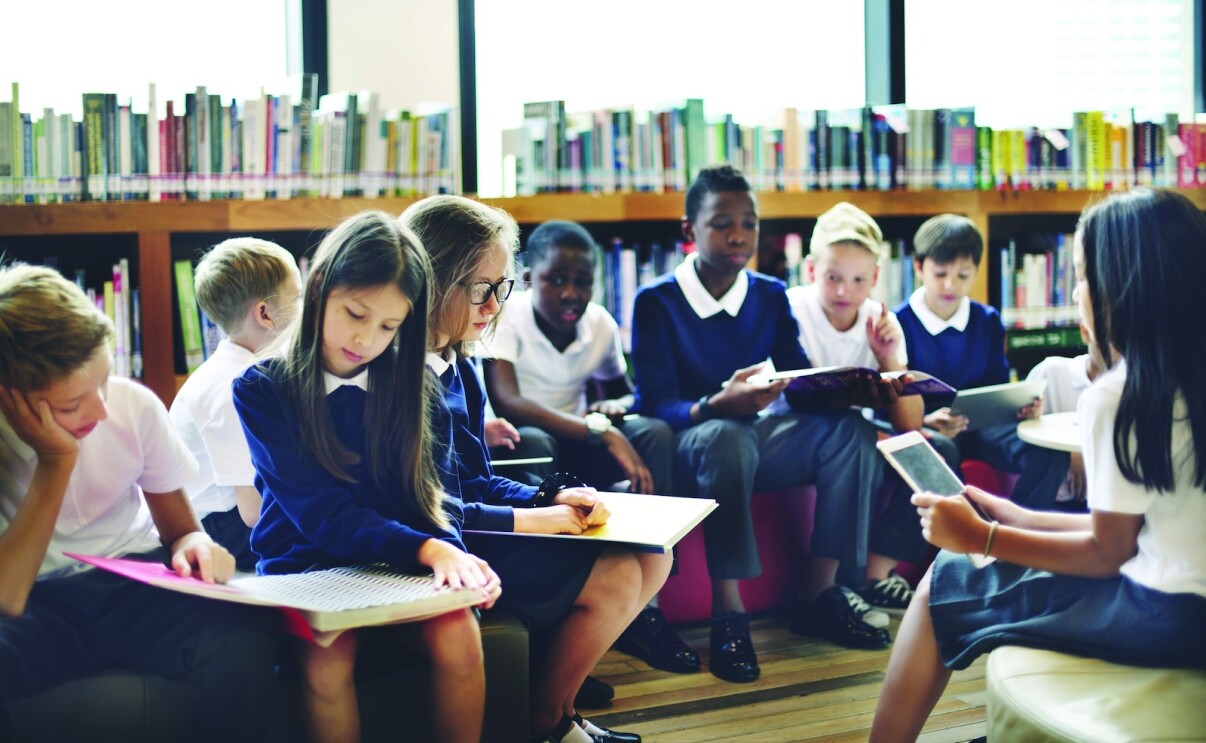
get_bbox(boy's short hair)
[524,220,600,269]
[810,202,886,261]
[193,237,298,334]
[0,263,113,391]
[685,164,752,224]
[913,214,984,266]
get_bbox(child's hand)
[925,408,969,438]
[962,484,1027,527]
[0,386,79,461]
[1017,395,1044,420]
[844,371,903,410]
[484,418,520,450]
[419,539,502,608]
[867,303,902,369]
[588,399,629,418]
[714,363,789,416]
[911,491,990,554]
[170,532,235,584]
[555,487,610,527]
[600,430,655,494]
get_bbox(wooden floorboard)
[585,614,987,743]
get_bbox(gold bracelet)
[984,520,1000,557]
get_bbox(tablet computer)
[949,379,1047,431]
[876,430,996,567]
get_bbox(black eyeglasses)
[462,277,515,305]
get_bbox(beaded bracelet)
[983,519,1000,557]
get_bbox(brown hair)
[0,263,112,391]
[400,195,519,357]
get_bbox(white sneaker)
[839,585,890,629]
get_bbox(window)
[473,0,866,197]
[905,0,1192,127]
[2,0,291,116]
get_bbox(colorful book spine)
[173,259,205,373]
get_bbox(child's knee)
[425,609,485,674]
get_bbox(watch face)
[586,413,609,434]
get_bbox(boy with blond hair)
[170,237,301,570]
[778,202,931,615]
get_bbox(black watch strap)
[697,395,716,421]
[534,472,586,507]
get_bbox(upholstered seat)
[987,645,1206,742]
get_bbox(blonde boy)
[170,238,301,570]
[782,202,928,614]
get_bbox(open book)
[68,554,481,646]
[750,366,956,403]
[465,492,717,553]
[949,379,1047,431]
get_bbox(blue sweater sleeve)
[631,286,695,430]
[233,367,450,574]
[981,305,1010,385]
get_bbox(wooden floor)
[585,614,987,743]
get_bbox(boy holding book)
[895,214,1068,509]
[0,263,279,739]
[170,238,301,570]
[631,166,902,683]
[776,202,932,614]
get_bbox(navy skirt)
[466,532,602,630]
[929,550,1206,671]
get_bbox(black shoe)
[615,607,701,673]
[709,612,760,683]
[790,586,891,649]
[573,713,642,742]
[530,714,587,742]
[574,675,614,709]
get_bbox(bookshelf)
[3,188,1204,406]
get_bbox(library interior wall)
[327,0,459,112]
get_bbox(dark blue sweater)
[431,358,539,522]
[233,360,463,576]
[632,270,811,431]
[895,299,1010,391]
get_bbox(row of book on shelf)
[45,257,143,380]
[503,100,1206,196]
[998,233,1080,331]
[0,78,457,204]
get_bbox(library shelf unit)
[2,188,1203,407]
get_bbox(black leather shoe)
[709,612,760,683]
[789,586,891,649]
[574,674,614,709]
[615,607,701,673]
[573,713,642,742]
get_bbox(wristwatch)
[584,412,611,444]
[696,395,717,421]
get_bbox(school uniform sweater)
[895,298,1009,391]
[632,269,811,431]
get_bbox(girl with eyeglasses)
[403,195,666,743]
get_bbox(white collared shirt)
[674,253,749,319]
[907,287,970,335]
[788,284,908,370]
[1,377,199,580]
[323,367,370,395]
[425,350,456,380]
[169,339,258,518]
[484,291,626,415]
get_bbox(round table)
[1016,411,1081,453]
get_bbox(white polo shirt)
[1083,362,1205,597]
[484,290,627,415]
[767,284,908,416]
[0,377,199,580]
[170,339,258,518]
[1027,353,1093,415]
[787,284,908,370]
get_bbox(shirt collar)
[323,368,370,395]
[908,287,970,334]
[425,350,456,379]
[674,253,748,319]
